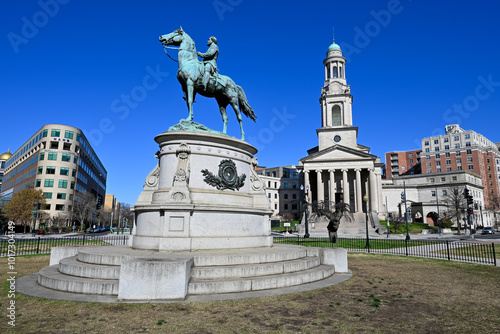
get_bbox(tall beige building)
[1,124,107,225]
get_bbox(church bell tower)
[317,37,358,151]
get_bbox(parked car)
[481,227,495,235]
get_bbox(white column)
[369,168,377,212]
[355,168,362,213]
[316,169,324,202]
[342,169,349,205]
[329,169,335,206]
[304,170,310,202]
[324,66,328,81]
[375,169,382,213]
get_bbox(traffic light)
[37,203,42,210]
[467,195,473,205]
[463,187,470,197]
[97,212,100,217]
[401,192,406,202]
[96,196,103,210]
[468,208,474,215]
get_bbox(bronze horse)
[159,28,256,140]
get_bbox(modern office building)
[420,124,500,209]
[385,149,422,179]
[0,149,12,207]
[1,124,107,226]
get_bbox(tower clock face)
[334,135,341,143]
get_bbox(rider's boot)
[202,71,210,90]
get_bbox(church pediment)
[300,144,376,163]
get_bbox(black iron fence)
[273,235,497,266]
[0,235,129,257]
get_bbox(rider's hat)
[209,36,218,44]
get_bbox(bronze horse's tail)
[237,85,257,122]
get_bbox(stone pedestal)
[133,130,273,251]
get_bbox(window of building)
[43,192,52,199]
[445,145,450,150]
[446,160,451,165]
[50,141,59,149]
[427,169,431,173]
[292,182,297,189]
[51,129,60,137]
[48,152,57,160]
[60,167,69,176]
[46,166,56,174]
[267,181,271,188]
[468,165,474,170]
[42,129,48,137]
[72,169,76,177]
[430,178,435,183]
[284,204,288,210]
[292,204,298,210]
[465,134,470,139]
[36,179,41,187]
[454,136,459,141]
[466,142,471,147]
[37,167,43,174]
[331,105,341,126]
[489,173,492,179]
[467,157,473,162]
[268,193,271,198]
[55,204,65,211]
[441,177,446,182]
[455,144,460,148]
[293,194,297,199]
[435,154,440,158]
[431,191,436,197]
[457,158,462,164]
[70,181,75,189]
[446,167,452,171]
[452,176,457,181]
[64,130,74,139]
[457,166,462,170]
[284,194,288,199]
[488,166,491,171]
[434,139,439,144]
[57,193,66,199]
[442,190,447,196]
[274,193,277,199]
[274,182,277,188]
[436,161,441,166]
[44,179,54,187]
[274,204,277,210]
[39,152,45,160]
[445,152,450,157]
[62,153,71,162]
[409,153,413,157]
[76,133,81,142]
[436,168,441,172]
[424,141,429,145]
[435,147,440,151]
[58,180,68,188]
[425,148,430,153]
[487,158,490,163]
[444,138,449,143]
[466,149,472,154]
[284,182,288,189]
[402,166,406,171]
[426,162,431,167]
[426,155,430,160]
[63,143,71,151]
[410,159,413,163]
[456,151,461,156]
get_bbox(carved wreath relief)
[201,159,246,191]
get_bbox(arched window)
[327,64,330,79]
[331,105,341,126]
[332,66,338,78]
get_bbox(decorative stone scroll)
[249,157,265,191]
[144,151,161,190]
[167,143,192,202]
[201,159,246,191]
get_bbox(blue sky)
[2,0,500,205]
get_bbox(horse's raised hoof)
[186,116,193,121]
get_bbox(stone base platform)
[18,244,351,303]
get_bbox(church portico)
[298,35,384,236]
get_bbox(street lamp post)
[403,181,410,241]
[363,195,370,249]
[300,185,310,238]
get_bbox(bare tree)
[489,195,500,230]
[72,192,97,231]
[118,203,133,228]
[441,185,467,235]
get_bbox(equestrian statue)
[159,27,256,140]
